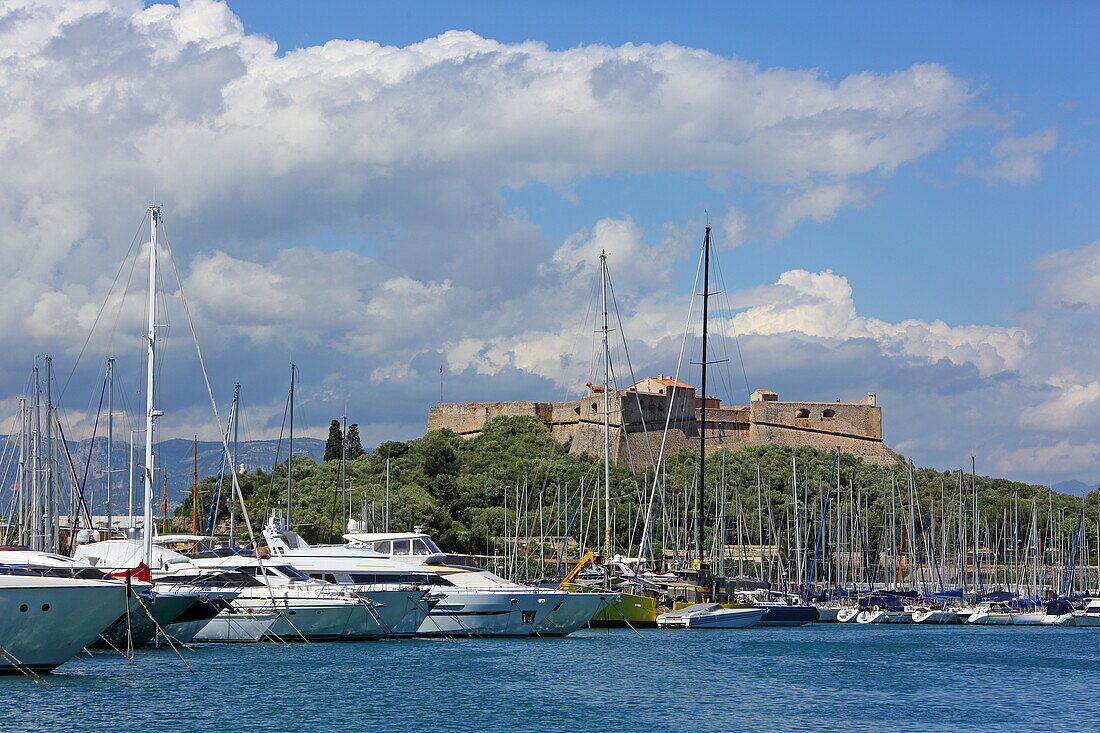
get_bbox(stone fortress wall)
[426,376,900,468]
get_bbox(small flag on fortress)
[440,365,443,373]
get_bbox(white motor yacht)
[184,554,432,640]
[264,519,606,636]
[0,563,131,673]
[74,541,238,645]
[656,603,765,629]
[339,529,617,636]
[77,540,414,641]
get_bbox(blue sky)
[2,0,1099,485]
[226,0,1099,326]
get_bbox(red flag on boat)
[108,562,151,583]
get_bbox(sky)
[0,0,1097,485]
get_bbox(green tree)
[324,419,344,462]
[346,424,365,459]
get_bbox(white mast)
[599,250,612,561]
[229,382,239,547]
[44,355,55,553]
[143,206,160,565]
[106,357,114,536]
[16,398,26,546]
[287,363,296,529]
[31,364,42,551]
[792,455,803,593]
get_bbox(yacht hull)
[559,584,658,628]
[157,591,237,644]
[194,609,279,642]
[533,592,618,635]
[98,590,198,647]
[1040,614,1076,626]
[349,588,433,637]
[755,605,820,626]
[0,577,130,673]
[417,590,544,637]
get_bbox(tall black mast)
[696,225,712,564]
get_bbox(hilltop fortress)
[427,376,900,468]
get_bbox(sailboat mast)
[696,225,711,564]
[599,250,612,559]
[31,364,41,551]
[340,412,348,534]
[143,205,160,566]
[230,381,239,547]
[16,398,26,546]
[287,363,296,528]
[191,436,199,535]
[106,357,114,536]
[44,355,55,553]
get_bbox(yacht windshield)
[271,565,310,581]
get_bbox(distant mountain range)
[1,436,325,512]
[1051,480,1099,497]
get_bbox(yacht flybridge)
[264,518,616,636]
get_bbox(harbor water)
[5,625,1098,732]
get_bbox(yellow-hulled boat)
[560,583,658,627]
[557,551,660,628]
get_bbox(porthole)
[41,603,50,611]
[19,604,28,612]
[316,610,323,614]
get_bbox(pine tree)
[324,419,343,462]
[345,423,365,459]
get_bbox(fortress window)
[591,402,598,412]
[573,406,580,415]
[822,409,836,418]
[795,408,810,419]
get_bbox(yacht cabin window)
[391,539,412,555]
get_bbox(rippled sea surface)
[5,625,1099,732]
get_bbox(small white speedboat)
[656,603,765,629]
